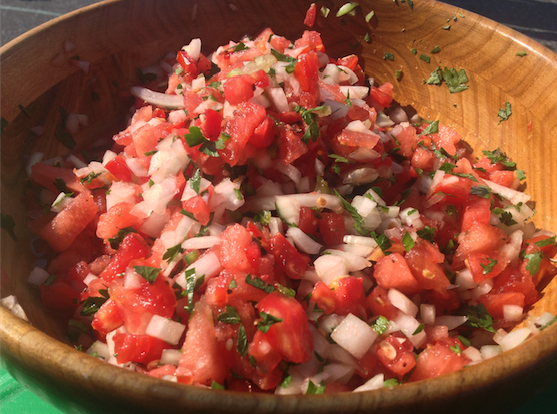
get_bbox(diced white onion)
[145,314,186,346]
[287,227,323,255]
[388,289,418,317]
[330,313,377,359]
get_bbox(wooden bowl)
[2,0,557,413]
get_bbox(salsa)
[26,28,557,394]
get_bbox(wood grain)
[1,1,557,413]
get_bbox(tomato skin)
[219,223,254,273]
[466,251,508,283]
[492,265,539,306]
[298,206,319,235]
[269,233,309,280]
[96,202,145,241]
[113,333,172,365]
[98,233,150,282]
[278,125,308,165]
[257,291,314,364]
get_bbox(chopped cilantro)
[441,67,469,93]
[535,236,556,248]
[80,289,109,316]
[497,102,512,124]
[427,66,442,85]
[108,226,136,249]
[416,226,435,242]
[420,54,431,63]
[402,231,415,251]
[449,343,462,355]
[334,189,370,236]
[524,252,544,276]
[383,52,395,61]
[233,41,248,52]
[480,258,498,275]
[1,213,17,241]
[184,126,206,147]
[257,312,283,333]
[419,120,439,136]
[217,306,242,324]
[463,303,496,332]
[245,273,276,294]
[364,32,372,43]
[374,233,393,253]
[470,185,491,199]
[413,323,425,335]
[431,46,441,54]
[211,381,225,390]
[281,374,293,388]
[133,266,161,284]
[163,243,185,262]
[190,168,201,194]
[237,324,248,356]
[516,51,527,57]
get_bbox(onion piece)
[131,86,185,109]
[145,314,186,346]
[287,227,322,254]
[330,313,378,359]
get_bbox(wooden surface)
[1,1,557,413]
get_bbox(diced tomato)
[249,116,275,149]
[31,163,85,194]
[298,206,319,235]
[304,3,317,27]
[224,74,256,105]
[318,212,346,245]
[404,241,450,293]
[96,202,145,241]
[39,190,98,253]
[294,50,320,94]
[105,155,133,182]
[373,253,421,296]
[452,222,508,270]
[269,233,309,279]
[219,223,254,273]
[40,280,80,311]
[98,233,150,282]
[200,108,223,141]
[367,286,400,320]
[176,50,199,82]
[278,125,308,165]
[432,175,473,206]
[410,340,471,382]
[461,194,491,232]
[293,30,325,53]
[492,265,539,306]
[176,299,226,386]
[131,123,160,157]
[369,82,393,108]
[479,292,525,319]
[520,235,557,286]
[248,329,283,389]
[220,102,267,166]
[376,333,416,378]
[257,291,314,364]
[430,124,462,156]
[182,195,211,226]
[113,333,173,365]
[466,251,508,283]
[91,299,123,336]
